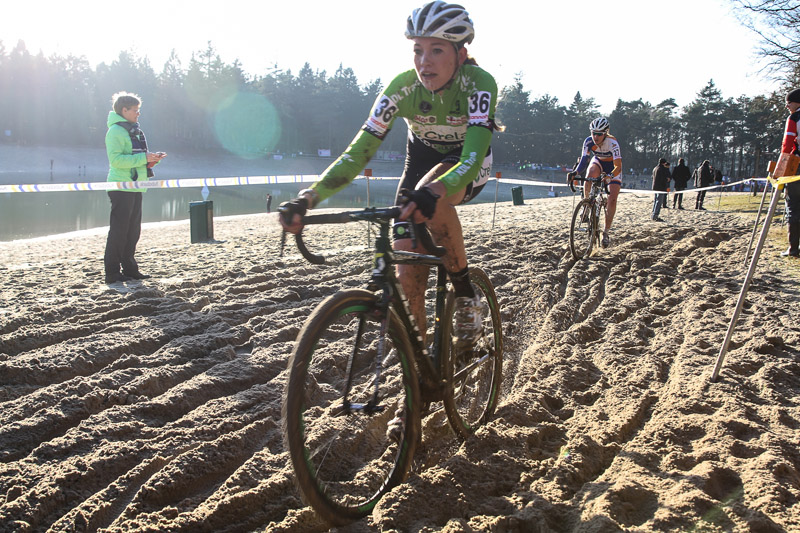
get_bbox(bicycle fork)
[341,291,391,417]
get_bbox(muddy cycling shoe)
[386,406,406,443]
[455,295,487,348]
[601,232,610,248]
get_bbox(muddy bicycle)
[568,174,610,260]
[280,206,503,525]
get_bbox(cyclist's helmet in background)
[406,1,475,46]
[590,117,610,134]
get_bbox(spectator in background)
[103,91,166,284]
[694,160,713,210]
[775,88,800,257]
[671,157,691,209]
[651,158,671,221]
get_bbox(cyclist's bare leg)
[394,162,467,343]
[605,182,620,232]
[584,163,602,198]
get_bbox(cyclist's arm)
[308,82,406,206]
[433,77,498,197]
[308,130,383,205]
[610,139,622,178]
[574,137,593,174]
[611,158,623,178]
[434,125,493,196]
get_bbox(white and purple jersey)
[575,134,623,182]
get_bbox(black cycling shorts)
[393,136,489,240]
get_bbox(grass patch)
[714,191,800,279]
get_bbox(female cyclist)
[567,117,623,248]
[280,1,499,347]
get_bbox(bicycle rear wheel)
[570,198,595,260]
[283,289,421,525]
[442,267,503,439]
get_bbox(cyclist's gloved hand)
[567,171,578,184]
[398,187,440,220]
[279,197,308,228]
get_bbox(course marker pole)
[491,172,501,238]
[712,173,784,382]
[744,162,776,269]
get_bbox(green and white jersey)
[311,64,498,202]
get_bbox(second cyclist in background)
[567,117,623,248]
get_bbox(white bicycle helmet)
[406,1,475,46]
[590,117,610,133]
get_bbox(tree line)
[0,39,792,178]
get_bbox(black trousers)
[786,180,800,224]
[695,190,707,208]
[673,186,686,207]
[104,191,143,275]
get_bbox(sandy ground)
[1,194,799,533]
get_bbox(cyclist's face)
[412,37,465,92]
[591,131,606,143]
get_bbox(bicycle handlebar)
[283,206,446,265]
[568,174,611,194]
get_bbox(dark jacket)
[652,164,671,192]
[694,162,713,187]
[672,162,691,188]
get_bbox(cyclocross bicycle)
[280,206,503,526]
[569,175,610,260]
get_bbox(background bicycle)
[568,175,609,260]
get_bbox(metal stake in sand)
[491,171,500,238]
[711,158,800,382]
[743,162,776,269]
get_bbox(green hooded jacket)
[105,111,148,193]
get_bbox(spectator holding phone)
[103,91,166,284]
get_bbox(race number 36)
[469,91,491,115]
[374,96,398,123]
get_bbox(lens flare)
[213,92,282,159]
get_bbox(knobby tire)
[283,289,421,526]
[442,267,503,439]
[570,198,595,260]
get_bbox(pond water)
[0,179,555,242]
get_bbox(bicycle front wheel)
[442,267,503,439]
[283,289,421,526]
[570,198,595,260]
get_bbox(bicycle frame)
[286,207,453,406]
[363,220,451,402]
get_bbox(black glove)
[567,171,578,184]
[278,197,308,226]
[398,187,440,219]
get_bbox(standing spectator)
[694,160,713,210]
[714,167,723,184]
[103,92,166,284]
[775,88,800,257]
[651,158,671,221]
[671,157,691,209]
[266,193,273,213]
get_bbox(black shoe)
[105,273,133,284]
[124,271,152,280]
[698,207,706,211]
[678,206,685,210]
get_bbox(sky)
[3,0,780,114]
